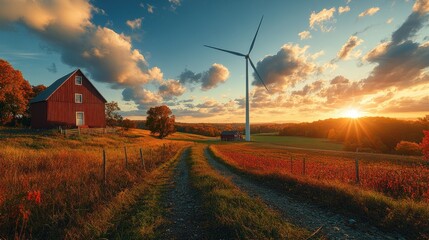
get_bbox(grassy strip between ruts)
[209,145,429,239]
[188,144,312,239]
[64,145,189,239]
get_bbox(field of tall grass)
[0,128,189,239]
[210,143,429,238]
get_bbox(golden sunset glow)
[344,109,362,119]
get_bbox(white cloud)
[201,63,230,90]
[0,0,93,34]
[386,18,394,24]
[298,31,312,40]
[147,4,154,14]
[413,0,429,14]
[309,7,336,32]
[159,79,186,100]
[359,7,380,17]
[169,0,181,10]
[337,36,364,60]
[253,44,321,92]
[126,17,143,30]
[339,6,351,14]
[179,63,230,91]
[122,87,163,110]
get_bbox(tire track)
[157,148,206,240]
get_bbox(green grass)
[251,133,343,151]
[188,144,312,239]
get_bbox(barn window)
[75,93,83,103]
[75,76,82,85]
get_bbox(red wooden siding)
[30,70,106,128]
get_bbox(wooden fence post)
[102,149,106,184]
[290,156,293,174]
[140,148,146,172]
[303,157,306,175]
[124,146,128,168]
[78,127,81,136]
[355,148,360,184]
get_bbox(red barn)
[30,69,107,129]
[220,131,243,141]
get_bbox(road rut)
[158,148,206,239]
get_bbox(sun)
[344,109,362,119]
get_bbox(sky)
[0,0,428,123]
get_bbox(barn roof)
[30,69,107,104]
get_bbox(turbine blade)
[249,58,269,92]
[248,16,264,54]
[204,45,246,57]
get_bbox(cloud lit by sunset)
[0,0,428,123]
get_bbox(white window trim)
[75,76,82,85]
[76,111,84,126]
[75,93,83,103]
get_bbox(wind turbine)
[204,16,268,142]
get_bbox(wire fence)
[97,143,178,184]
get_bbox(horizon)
[128,114,428,124]
[1,0,428,123]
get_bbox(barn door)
[76,112,84,126]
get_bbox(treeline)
[134,121,287,137]
[175,123,243,137]
[279,117,429,153]
[174,123,290,137]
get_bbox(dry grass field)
[2,127,428,239]
[0,128,190,239]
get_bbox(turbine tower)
[204,16,268,141]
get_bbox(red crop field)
[211,143,429,202]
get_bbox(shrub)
[421,131,429,160]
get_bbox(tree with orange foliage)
[421,130,429,160]
[146,105,175,139]
[31,85,47,98]
[0,59,33,125]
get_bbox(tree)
[105,101,123,127]
[31,85,47,98]
[327,128,337,140]
[421,130,429,160]
[121,119,136,131]
[395,141,422,156]
[146,105,175,139]
[0,59,33,125]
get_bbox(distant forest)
[279,117,429,153]
[135,117,429,153]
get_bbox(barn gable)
[30,69,107,104]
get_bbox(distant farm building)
[30,69,107,129]
[220,131,243,141]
